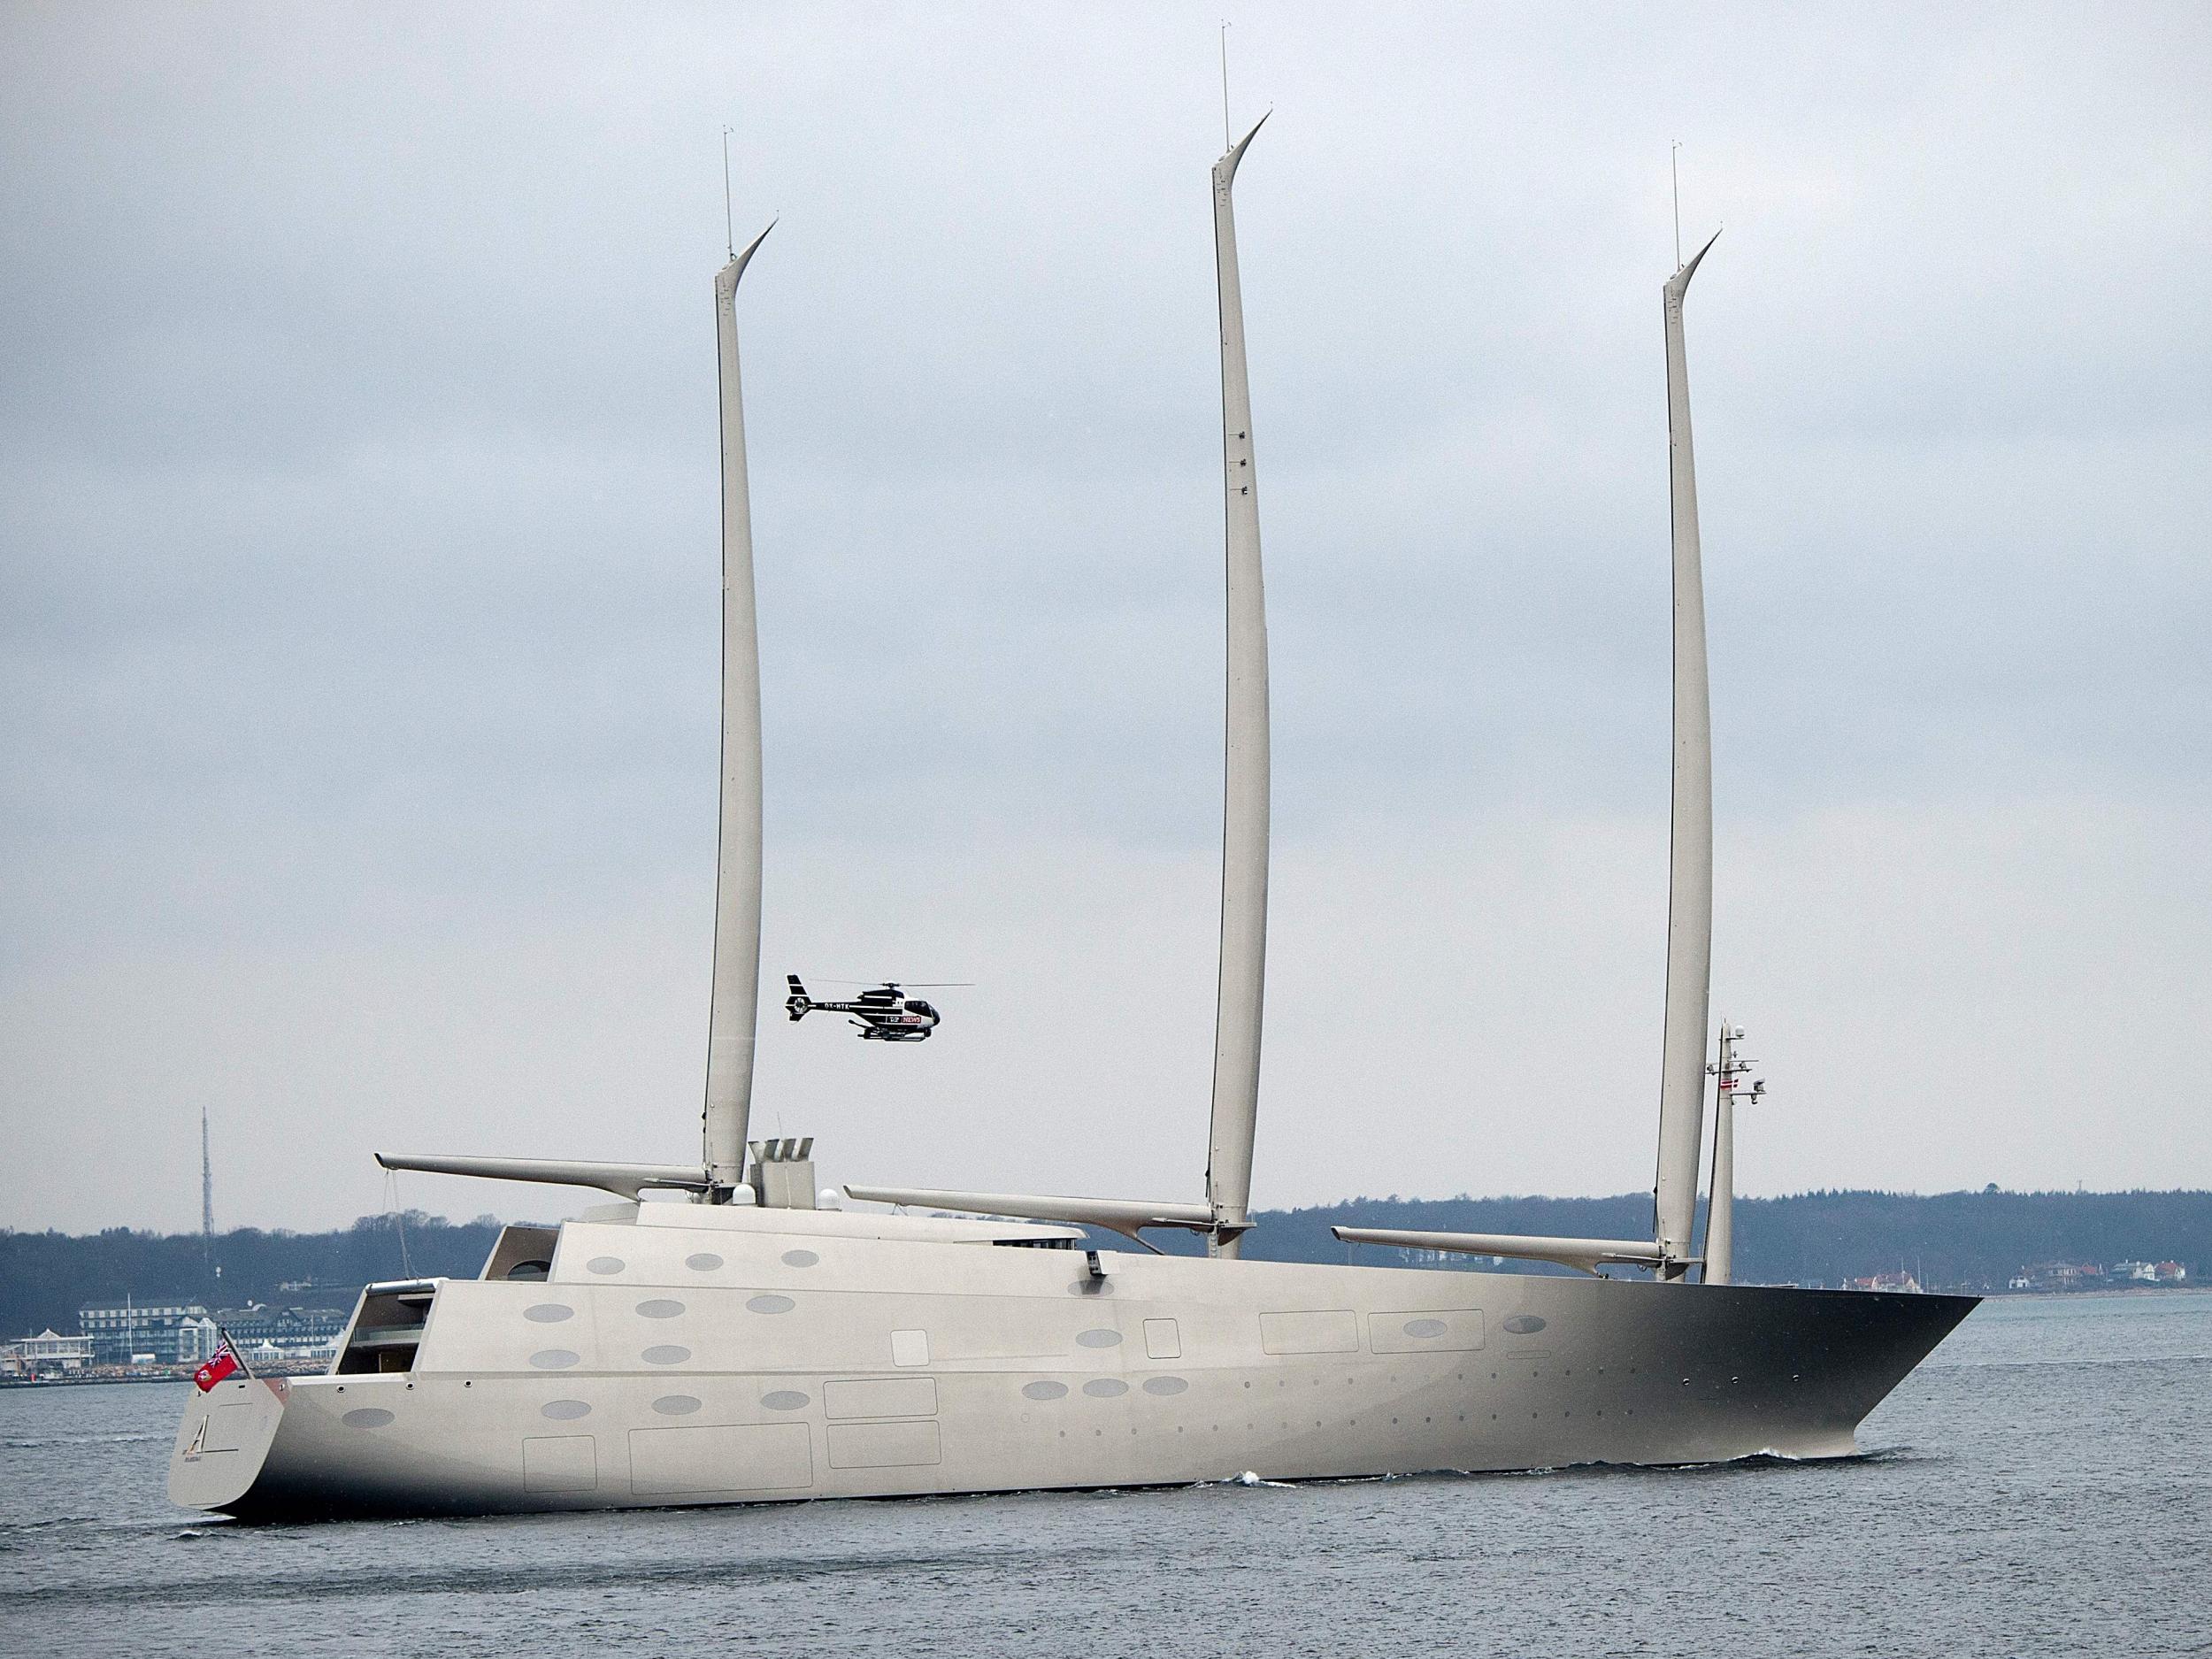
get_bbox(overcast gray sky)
[4,3,2207,1235]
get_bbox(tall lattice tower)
[200,1106,216,1279]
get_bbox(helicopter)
[784,975,966,1042]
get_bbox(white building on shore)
[2,1330,94,1378]
[78,1297,212,1365]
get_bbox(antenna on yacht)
[722,127,735,260]
[1651,217,1721,1277]
[1219,22,1232,149]
[702,213,777,1201]
[1203,111,1271,1258]
[1663,142,1681,271]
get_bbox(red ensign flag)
[193,1340,241,1393]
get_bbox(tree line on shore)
[4,1188,2207,1336]
[0,1212,503,1340]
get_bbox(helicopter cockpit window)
[909,1001,937,1018]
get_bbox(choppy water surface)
[4,1292,2207,1657]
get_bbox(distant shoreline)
[1972,1284,2209,1301]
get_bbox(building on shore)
[2,1330,94,1378]
[218,1304,350,1371]
[74,1294,357,1371]
[2112,1260,2190,1284]
[176,1316,220,1364]
[214,1303,351,1353]
[77,1298,212,1366]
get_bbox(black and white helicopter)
[784,975,964,1042]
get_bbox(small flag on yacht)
[193,1333,244,1392]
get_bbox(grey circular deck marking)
[342,1408,395,1428]
[746,1294,795,1315]
[651,1394,701,1416]
[684,1253,724,1271]
[586,1256,626,1275]
[1023,1380,1069,1401]
[636,1299,685,1319]
[1076,1328,1122,1348]
[762,1390,810,1411]
[1502,1315,1547,1335]
[1082,1379,1128,1398]
[523,1303,573,1324]
[780,1249,819,1268]
[1403,1318,1448,1339]
[641,1345,691,1365]
[528,1349,580,1370]
[1142,1376,1189,1396]
[540,1400,591,1421]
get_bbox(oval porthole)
[651,1394,702,1417]
[762,1390,810,1411]
[523,1304,573,1324]
[586,1256,626,1276]
[780,1249,820,1268]
[505,1260,551,1282]
[1076,1328,1123,1348]
[1141,1376,1189,1396]
[1023,1380,1069,1402]
[528,1349,580,1371]
[540,1400,591,1421]
[1403,1318,1448,1340]
[1502,1315,1548,1335]
[684,1253,724,1272]
[342,1408,395,1429]
[641,1345,691,1366]
[747,1294,795,1315]
[636,1300,685,1320]
[1082,1379,1129,1398]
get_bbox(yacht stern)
[168,1373,290,1513]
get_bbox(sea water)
[4,1291,2207,1657]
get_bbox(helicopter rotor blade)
[802,978,974,988]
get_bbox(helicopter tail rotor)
[784,973,811,1021]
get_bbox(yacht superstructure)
[169,131,1973,1521]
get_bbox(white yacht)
[170,127,1973,1520]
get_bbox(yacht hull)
[170,1213,1973,1520]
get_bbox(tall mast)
[702,221,775,1200]
[1652,229,1719,1276]
[1203,115,1271,1258]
